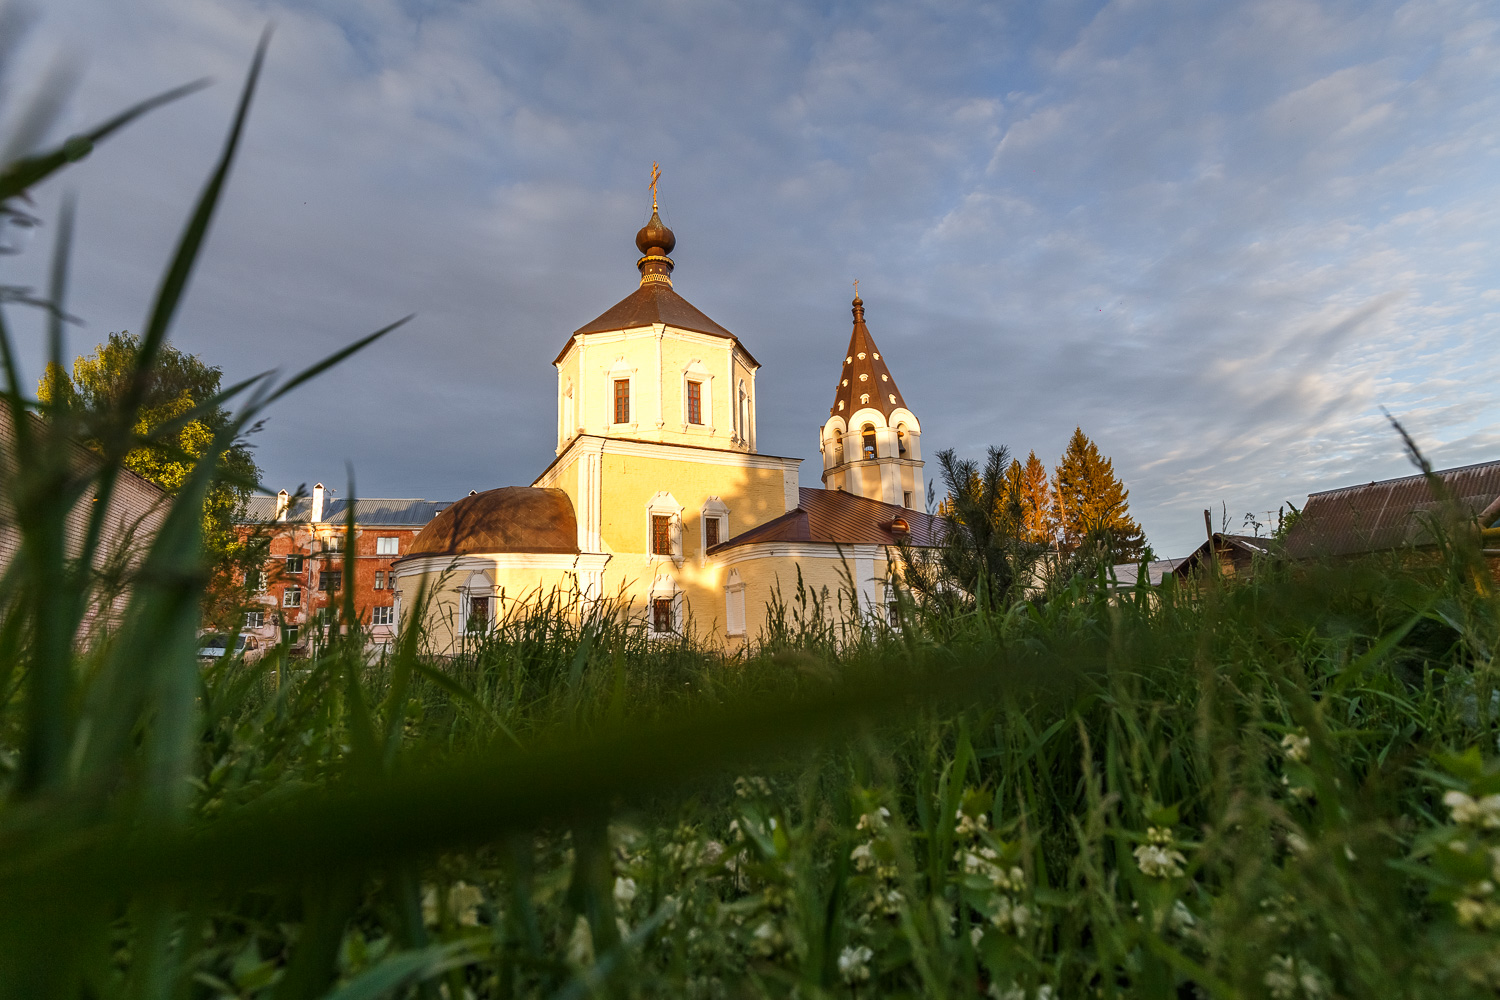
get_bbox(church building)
[391,190,940,650]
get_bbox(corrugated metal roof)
[240,495,451,526]
[1283,460,1500,558]
[709,487,942,552]
[1110,558,1186,587]
[1172,533,1279,577]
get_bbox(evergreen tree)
[1051,427,1145,561]
[1016,450,1052,545]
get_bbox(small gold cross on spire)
[649,162,661,212]
[853,279,859,298]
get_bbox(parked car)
[196,633,263,662]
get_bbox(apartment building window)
[686,380,702,424]
[322,536,343,553]
[704,516,720,549]
[245,611,264,629]
[374,571,385,590]
[652,598,674,634]
[320,570,342,592]
[376,536,398,555]
[285,553,304,573]
[283,625,299,645]
[651,515,672,556]
[371,606,395,626]
[614,378,631,424]
[283,586,301,608]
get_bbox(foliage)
[1051,425,1146,562]
[40,330,263,628]
[8,32,1500,1000]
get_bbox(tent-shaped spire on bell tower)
[818,286,923,508]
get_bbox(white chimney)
[311,483,325,524]
[275,489,289,521]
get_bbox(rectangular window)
[283,625,299,645]
[467,596,490,632]
[704,516,720,549]
[687,380,702,424]
[285,554,304,573]
[651,514,672,556]
[903,491,912,508]
[372,606,395,626]
[614,379,630,424]
[320,570,342,592]
[245,611,264,629]
[283,586,301,608]
[322,536,343,553]
[374,571,385,590]
[652,598,674,634]
[376,536,399,555]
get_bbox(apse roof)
[708,488,942,553]
[403,487,580,558]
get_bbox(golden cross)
[853,279,859,298]
[649,162,661,211]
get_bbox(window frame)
[320,569,342,593]
[613,378,631,425]
[245,610,265,630]
[371,606,395,626]
[376,536,399,556]
[651,597,675,635]
[686,379,702,425]
[862,423,877,460]
[284,553,304,574]
[651,514,672,556]
[282,586,301,608]
[373,571,385,590]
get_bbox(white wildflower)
[613,876,637,907]
[1286,832,1310,855]
[702,840,725,867]
[735,775,772,799]
[1281,774,1315,800]
[837,944,874,984]
[856,806,891,833]
[1168,900,1196,931]
[751,920,782,957]
[970,926,984,946]
[1281,732,1311,763]
[1445,790,1500,829]
[955,810,989,838]
[1146,826,1173,845]
[988,983,1025,1000]
[850,842,875,871]
[1264,955,1327,999]
[1134,842,1187,879]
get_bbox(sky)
[3,0,1498,556]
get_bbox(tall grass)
[4,34,1500,1000]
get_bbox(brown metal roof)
[1172,533,1278,578]
[556,282,760,367]
[1283,460,1500,559]
[403,487,579,558]
[831,297,908,422]
[709,488,941,553]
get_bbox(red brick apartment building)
[238,484,450,650]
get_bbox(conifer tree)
[1017,450,1052,545]
[1051,427,1145,560]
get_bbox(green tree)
[39,331,262,625]
[1051,427,1146,562]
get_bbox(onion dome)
[831,292,908,420]
[636,208,676,286]
[404,487,579,558]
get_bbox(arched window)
[897,425,907,456]
[862,423,877,460]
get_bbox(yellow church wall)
[716,543,897,647]
[554,326,759,454]
[392,552,609,654]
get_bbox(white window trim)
[376,536,399,555]
[700,496,730,563]
[282,586,301,608]
[648,575,683,636]
[460,571,496,634]
[681,359,713,430]
[646,491,685,567]
[372,606,395,626]
[724,568,746,637]
[608,357,638,429]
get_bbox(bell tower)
[818,292,923,508]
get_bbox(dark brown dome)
[406,487,579,557]
[635,209,676,255]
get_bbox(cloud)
[6,0,1499,555]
